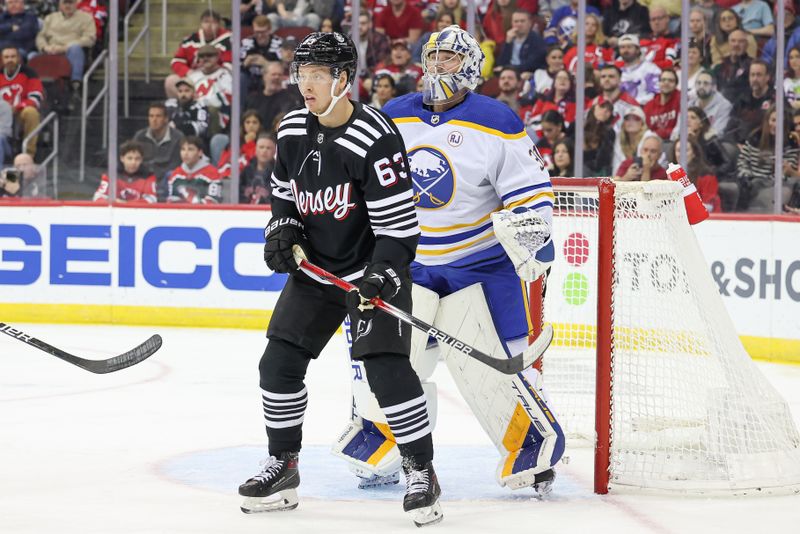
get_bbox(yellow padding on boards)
[0,303,273,330]
[4,303,795,364]
[549,322,800,365]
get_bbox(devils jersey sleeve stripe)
[363,105,393,134]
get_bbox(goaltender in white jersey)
[333,25,566,495]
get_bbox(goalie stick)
[294,255,552,375]
[0,322,162,374]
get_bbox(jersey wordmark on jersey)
[269,102,420,279]
[382,91,554,267]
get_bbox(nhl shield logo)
[317,133,324,144]
[354,318,373,342]
[431,114,440,125]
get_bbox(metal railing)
[123,0,151,117]
[162,0,167,54]
[79,50,109,183]
[22,112,59,199]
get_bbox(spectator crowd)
[2,0,800,214]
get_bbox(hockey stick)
[294,254,552,375]
[0,322,162,374]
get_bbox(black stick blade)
[77,334,163,374]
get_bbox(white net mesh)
[545,180,800,493]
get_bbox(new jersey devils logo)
[354,318,373,342]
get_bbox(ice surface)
[1,324,798,533]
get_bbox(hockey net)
[543,178,800,494]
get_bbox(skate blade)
[240,489,299,513]
[358,472,400,489]
[410,501,444,528]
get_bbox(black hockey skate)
[238,452,300,513]
[402,460,443,528]
[532,468,556,497]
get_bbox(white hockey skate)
[403,461,443,528]
[238,452,300,513]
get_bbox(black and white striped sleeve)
[359,110,420,268]
[268,110,306,220]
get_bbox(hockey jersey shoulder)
[276,107,310,140]
[451,93,526,137]
[382,92,422,119]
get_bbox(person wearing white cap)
[617,33,662,105]
[611,105,660,173]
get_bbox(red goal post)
[544,178,800,495]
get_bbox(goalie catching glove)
[491,209,552,282]
[345,263,402,316]
[263,217,309,273]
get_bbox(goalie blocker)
[333,283,565,492]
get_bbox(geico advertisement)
[0,206,285,310]
[0,206,798,343]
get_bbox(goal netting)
[543,178,800,494]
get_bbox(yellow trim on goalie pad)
[367,425,397,467]
[502,403,531,452]
[374,422,395,441]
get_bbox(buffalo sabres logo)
[408,146,456,209]
[354,318,373,342]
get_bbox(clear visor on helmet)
[421,47,468,105]
[289,63,338,85]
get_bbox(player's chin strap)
[311,79,352,118]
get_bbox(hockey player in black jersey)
[238,32,443,527]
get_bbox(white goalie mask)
[421,25,485,105]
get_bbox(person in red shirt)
[640,5,679,69]
[217,110,261,177]
[77,0,107,43]
[669,136,722,212]
[167,136,223,204]
[520,69,576,138]
[643,68,681,140]
[615,134,668,181]
[93,141,157,203]
[588,63,642,131]
[563,13,613,72]
[374,0,424,42]
[374,40,424,96]
[0,45,43,157]
[165,9,232,99]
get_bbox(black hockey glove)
[263,217,308,274]
[345,263,402,315]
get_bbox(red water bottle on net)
[667,163,709,225]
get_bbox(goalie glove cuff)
[491,209,552,282]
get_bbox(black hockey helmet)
[290,32,358,85]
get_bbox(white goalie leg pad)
[332,284,441,480]
[408,283,441,381]
[434,284,565,490]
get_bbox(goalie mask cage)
[545,178,800,495]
